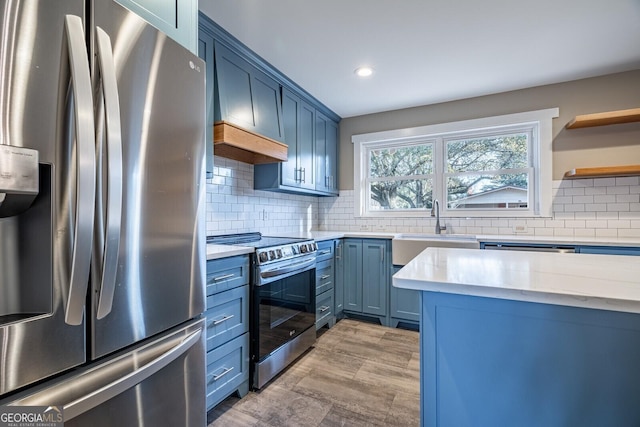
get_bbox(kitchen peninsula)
[393,248,640,427]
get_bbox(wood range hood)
[213,121,287,164]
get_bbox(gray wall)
[339,69,640,188]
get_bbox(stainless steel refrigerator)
[0,1,206,425]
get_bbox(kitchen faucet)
[431,199,446,234]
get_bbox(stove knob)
[300,244,307,253]
[269,250,276,260]
[292,246,299,254]
[276,249,283,259]
[259,252,269,263]
[311,242,317,251]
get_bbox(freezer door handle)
[64,328,201,420]
[8,322,203,422]
[94,27,123,320]
[64,15,96,326]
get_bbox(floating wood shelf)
[214,121,287,164]
[565,108,640,129]
[564,165,640,179]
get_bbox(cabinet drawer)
[316,259,334,295]
[316,290,334,329]
[205,285,249,351]
[206,333,250,410]
[316,240,334,262]
[206,255,250,296]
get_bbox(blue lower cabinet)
[205,285,249,351]
[206,333,250,410]
[578,246,640,256]
[390,266,420,329]
[205,255,250,411]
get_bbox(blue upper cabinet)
[213,42,285,143]
[198,13,340,196]
[315,110,339,195]
[278,88,315,190]
[255,93,339,196]
[115,0,197,53]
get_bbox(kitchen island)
[393,248,640,427]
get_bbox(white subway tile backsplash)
[206,169,640,239]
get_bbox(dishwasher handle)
[483,243,576,253]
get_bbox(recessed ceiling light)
[355,66,374,77]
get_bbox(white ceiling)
[199,0,640,118]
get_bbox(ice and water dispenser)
[0,145,51,325]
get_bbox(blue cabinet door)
[281,88,300,187]
[314,111,339,195]
[315,111,327,193]
[362,240,388,316]
[326,119,339,195]
[197,28,214,178]
[343,239,363,312]
[298,100,316,190]
[116,0,197,53]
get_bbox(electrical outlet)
[359,225,369,231]
[513,225,528,233]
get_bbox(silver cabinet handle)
[212,273,234,282]
[320,275,331,280]
[94,26,123,320]
[301,167,306,183]
[319,306,330,313]
[336,243,342,260]
[212,367,234,382]
[319,250,331,255]
[380,246,384,263]
[211,314,234,326]
[64,15,96,326]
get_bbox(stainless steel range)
[207,233,317,389]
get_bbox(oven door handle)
[259,258,315,280]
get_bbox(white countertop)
[304,230,640,246]
[393,247,640,314]
[206,244,254,260]
[205,231,640,260]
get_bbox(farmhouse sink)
[392,233,480,265]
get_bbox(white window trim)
[352,108,559,218]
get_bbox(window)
[353,108,558,218]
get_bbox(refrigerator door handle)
[94,27,123,320]
[64,15,96,326]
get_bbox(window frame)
[353,108,558,218]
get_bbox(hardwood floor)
[207,319,420,426]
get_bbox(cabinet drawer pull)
[319,306,330,313]
[210,314,235,326]
[212,273,235,282]
[319,250,331,255]
[320,275,331,280]
[211,366,234,382]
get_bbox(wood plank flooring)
[207,319,420,426]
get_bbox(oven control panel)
[256,241,317,265]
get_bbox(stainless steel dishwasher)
[482,243,576,253]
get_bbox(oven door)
[253,254,316,362]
